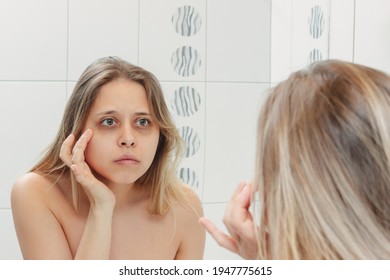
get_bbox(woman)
[200,60,390,259]
[12,56,205,259]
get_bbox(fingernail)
[240,185,250,198]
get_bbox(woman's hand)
[60,129,115,259]
[199,182,258,259]
[60,129,116,210]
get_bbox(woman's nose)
[119,126,135,147]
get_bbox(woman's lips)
[114,155,140,165]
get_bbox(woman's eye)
[136,118,150,127]
[101,118,117,127]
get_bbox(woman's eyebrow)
[95,110,118,116]
[134,112,151,116]
[95,110,151,116]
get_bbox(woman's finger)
[72,129,93,164]
[232,181,247,197]
[199,217,239,254]
[223,183,254,240]
[59,134,75,167]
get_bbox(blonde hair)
[255,60,390,259]
[32,56,185,215]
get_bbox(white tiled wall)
[206,0,271,83]
[1,0,390,260]
[0,0,67,80]
[203,83,267,204]
[354,0,390,73]
[68,0,139,81]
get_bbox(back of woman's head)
[255,59,390,259]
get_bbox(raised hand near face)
[199,182,259,259]
[60,129,116,210]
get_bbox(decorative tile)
[171,86,202,117]
[172,5,202,37]
[171,46,202,77]
[161,81,205,200]
[291,0,330,71]
[139,0,206,82]
[178,167,199,189]
[178,126,201,158]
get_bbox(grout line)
[352,0,356,62]
[66,0,70,97]
[0,80,271,85]
[201,201,229,205]
[327,0,331,59]
[268,0,272,83]
[0,80,71,83]
[161,80,271,84]
[137,0,141,65]
[201,0,208,203]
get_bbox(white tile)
[0,0,67,80]
[329,0,355,61]
[202,203,242,259]
[161,82,206,200]
[67,82,77,100]
[0,82,67,208]
[270,0,293,84]
[0,210,22,259]
[354,0,390,74]
[68,0,139,81]
[206,0,271,83]
[139,0,206,82]
[203,83,269,203]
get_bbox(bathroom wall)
[1,0,390,260]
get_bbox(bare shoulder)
[12,172,54,202]
[11,172,75,259]
[11,171,71,211]
[176,183,203,217]
[172,182,205,259]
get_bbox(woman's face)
[83,78,160,187]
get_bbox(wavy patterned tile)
[308,5,325,39]
[171,46,202,77]
[308,48,323,64]
[178,167,199,188]
[172,5,202,36]
[178,126,201,157]
[171,86,201,117]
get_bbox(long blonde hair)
[32,56,185,215]
[255,60,390,259]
